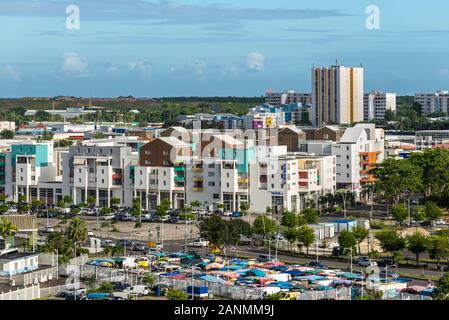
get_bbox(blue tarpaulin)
[199,275,226,283]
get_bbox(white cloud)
[1,64,20,81]
[62,53,88,76]
[128,60,152,76]
[246,52,265,72]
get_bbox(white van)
[125,285,150,296]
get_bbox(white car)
[88,231,94,237]
[326,241,339,249]
[222,211,232,217]
[102,214,115,220]
[434,219,446,225]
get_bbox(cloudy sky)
[1,0,449,97]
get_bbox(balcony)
[192,187,204,192]
[112,173,123,180]
[238,177,249,183]
[192,176,203,182]
[192,166,203,172]
[174,176,185,182]
[299,171,309,180]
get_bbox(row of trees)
[391,202,443,225]
[374,229,449,267]
[371,148,449,205]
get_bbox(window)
[226,183,230,188]
[162,150,169,156]
[208,172,215,177]
[226,173,230,178]
[213,194,220,199]
[102,169,105,174]
[163,171,167,176]
[79,168,82,173]
[31,176,35,181]
[163,160,169,165]
[79,178,81,183]
[145,160,151,165]
[101,179,105,184]
[208,164,215,168]
[145,150,151,155]
[163,181,167,186]
[208,182,215,187]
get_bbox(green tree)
[412,206,427,223]
[370,159,421,203]
[296,225,315,255]
[92,282,113,293]
[155,199,171,218]
[103,244,124,257]
[57,199,66,209]
[110,197,121,208]
[0,218,18,249]
[424,201,443,222]
[280,211,297,228]
[252,215,276,239]
[167,289,188,300]
[301,208,319,224]
[86,196,96,208]
[282,228,298,251]
[239,203,249,216]
[391,204,408,225]
[435,272,449,300]
[406,232,430,267]
[409,148,449,197]
[190,200,201,209]
[352,225,369,254]
[66,218,88,256]
[338,230,357,255]
[428,236,449,267]
[0,204,8,214]
[0,129,15,139]
[141,273,156,286]
[375,229,406,256]
[63,196,73,205]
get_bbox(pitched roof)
[157,136,189,147]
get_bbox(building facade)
[312,65,364,125]
[364,91,397,122]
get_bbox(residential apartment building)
[312,65,364,125]
[415,91,449,115]
[62,141,137,207]
[265,89,312,106]
[4,141,62,203]
[364,91,396,122]
[331,124,384,193]
[249,147,336,214]
[134,137,191,210]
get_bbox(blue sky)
[1,0,449,97]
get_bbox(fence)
[155,276,352,300]
[39,282,83,299]
[11,266,59,287]
[0,284,40,300]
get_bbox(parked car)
[133,243,149,252]
[111,282,131,292]
[379,270,400,279]
[188,238,209,248]
[377,258,397,268]
[222,211,232,217]
[434,219,447,226]
[116,239,134,247]
[231,211,242,218]
[101,240,115,247]
[102,214,115,220]
[356,256,377,267]
[125,285,150,296]
[257,254,270,262]
[308,261,328,269]
[57,288,87,297]
[239,235,252,245]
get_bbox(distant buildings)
[265,89,312,106]
[0,122,15,132]
[312,65,364,125]
[415,90,449,115]
[364,91,397,122]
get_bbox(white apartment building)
[249,146,336,214]
[4,141,63,203]
[62,141,137,207]
[312,65,364,125]
[265,89,312,106]
[0,122,16,132]
[331,124,384,194]
[415,91,449,115]
[134,137,191,210]
[364,91,397,122]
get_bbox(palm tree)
[0,218,19,249]
[66,218,88,256]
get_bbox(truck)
[186,286,208,299]
[125,285,150,296]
